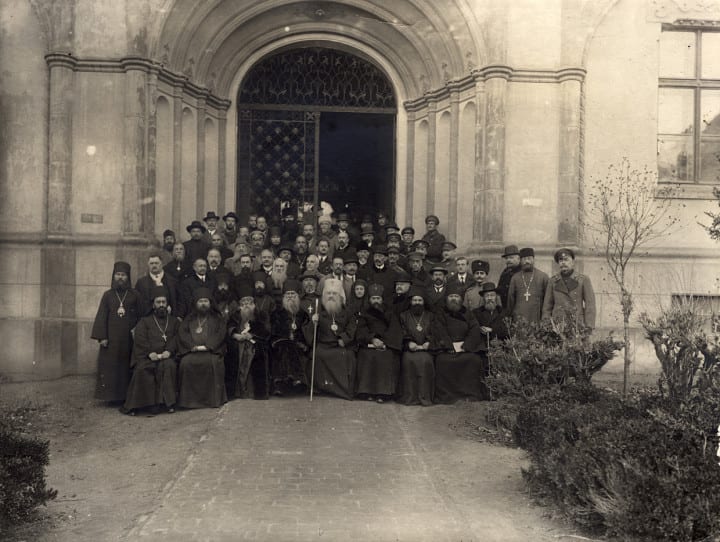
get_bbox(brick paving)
[125,397,565,542]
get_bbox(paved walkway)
[125,397,564,542]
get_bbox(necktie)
[460,276,465,284]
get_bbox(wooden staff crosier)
[309,298,319,401]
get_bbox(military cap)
[442,241,457,251]
[372,244,388,255]
[425,215,440,225]
[386,232,401,242]
[554,247,575,262]
[407,251,424,260]
[401,226,415,235]
[411,239,429,249]
[471,260,490,274]
[387,246,400,255]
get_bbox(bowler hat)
[519,247,535,258]
[501,245,520,258]
[429,265,449,275]
[360,224,375,236]
[278,243,295,256]
[372,244,388,255]
[337,212,350,222]
[554,247,575,263]
[425,215,440,225]
[223,212,239,221]
[394,270,412,283]
[186,220,207,234]
[204,211,220,221]
[479,282,497,294]
[343,250,359,264]
[384,222,399,231]
[356,241,370,253]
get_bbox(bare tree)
[584,158,680,396]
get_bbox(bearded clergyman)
[302,277,357,400]
[398,287,437,406]
[506,247,549,324]
[270,279,310,396]
[228,283,271,399]
[176,287,228,409]
[122,286,180,415]
[355,284,403,403]
[431,283,486,404]
[91,261,141,404]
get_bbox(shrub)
[515,385,720,540]
[486,318,622,400]
[0,404,57,529]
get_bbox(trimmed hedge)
[515,385,720,541]
[0,409,57,528]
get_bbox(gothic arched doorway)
[236,47,397,223]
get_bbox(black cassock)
[227,310,270,399]
[270,309,310,391]
[302,308,357,400]
[176,311,227,408]
[91,288,141,401]
[355,306,402,397]
[398,309,437,406]
[123,314,180,410]
[431,306,486,404]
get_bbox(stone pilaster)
[171,86,183,232]
[404,111,416,226]
[425,104,437,217]
[146,67,158,236]
[121,63,147,236]
[473,80,486,241]
[217,111,227,214]
[448,91,460,241]
[557,74,583,245]
[196,97,207,218]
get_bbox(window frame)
[659,24,720,186]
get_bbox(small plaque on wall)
[81,213,104,224]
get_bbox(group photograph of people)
[91,208,596,416]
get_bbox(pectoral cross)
[161,333,167,342]
[524,291,531,301]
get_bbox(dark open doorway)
[318,112,395,219]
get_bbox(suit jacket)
[178,274,218,319]
[542,271,596,330]
[425,285,448,308]
[446,273,473,295]
[316,255,333,276]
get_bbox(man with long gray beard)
[176,288,227,409]
[303,278,357,400]
[355,284,402,403]
[227,284,271,399]
[92,261,141,404]
[122,286,180,415]
[431,283,485,404]
[270,280,310,395]
[472,282,510,399]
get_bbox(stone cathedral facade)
[1,0,719,379]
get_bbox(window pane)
[658,88,694,134]
[701,90,720,136]
[659,31,696,78]
[699,140,720,183]
[658,135,694,182]
[702,33,720,78]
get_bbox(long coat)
[471,306,510,351]
[134,273,179,316]
[542,271,596,330]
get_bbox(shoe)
[118,406,135,416]
[376,397,384,404]
[167,406,175,414]
[367,396,374,401]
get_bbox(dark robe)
[301,307,357,400]
[355,305,402,397]
[182,238,211,266]
[407,268,431,288]
[163,259,192,282]
[300,292,321,315]
[254,294,276,321]
[422,230,446,262]
[472,306,510,351]
[270,308,310,391]
[134,273,179,316]
[368,266,398,304]
[390,293,411,317]
[507,268,550,324]
[123,314,180,410]
[227,309,271,399]
[432,306,486,404]
[178,274,218,318]
[91,288,141,401]
[496,264,521,308]
[398,309,436,406]
[176,311,227,408]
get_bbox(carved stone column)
[404,111,416,226]
[171,86,183,232]
[448,90,460,241]
[425,104,437,216]
[121,62,147,236]
[146,67,158,236]
[557,70,585,245]
[217,110,227,214]
[473,79,486,241]
[196,97,207,218]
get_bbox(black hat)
[387,246,400,255]
[162,229,175,238]
[269,225,282,236]
[394,270,412,284]
[471,260,490,274]
[386,232,401,242]
[249,229,265,239]
[343,250,359,264]
[407,251,424,261]
[442,241,457,251]
[401,226,415,235]
[281,206,296,218]
[384,222,399,231]
[355,241,370,253]
[193,286,213,302]
[204,211,220,221]
[501,245,520,258]
[301,270,320,282]
[411,239,429,249]
[408,286,427,300]
[519,247,535,258]
[282,279,302,294]
[429,265,448,275]
[223,212,239,221]
[425,215,440,225]
[554,247,575,263]
[278,243,295,256]
[479,282,497,294]
[150,285,169,301]
[361,214,374,224]
[446,283,466,297]
[368,283,384,297]
[372,244,388,255]
[252,271,269,285]
[337,212,350,222]
[113,261,131,276]
[377,211,388,219]
[236,282,254,300]
[186,220,207,234]
[360,224,375,236]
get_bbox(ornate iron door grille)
[237,47,397,222]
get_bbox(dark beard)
[522,263,534,272]
[112,279,128,291]
[154,307,168,318]
[163,243,174,251]
[447,300,462,312]
[410,305,424,316]
[254,287,266,296]
[215,289,231,301]
[196,305,210,315]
